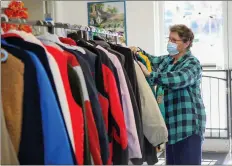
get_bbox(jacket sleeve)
[147,58,202,90]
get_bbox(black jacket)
[109,44,142,118]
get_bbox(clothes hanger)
[80,27,95,46]
[1,49,8,63]
[1,14,9,22]
[62,25,67,37]
[37,26,86,54]
[1,14,8,35]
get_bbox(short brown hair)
[170,24,194,49]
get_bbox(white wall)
[126,1,155,54]
[54,1,156,55]
[1,0,44,20]
[54,1,88,26]
[23,0,44,20]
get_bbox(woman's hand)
[138,61,151,76]
[129,46,139,54]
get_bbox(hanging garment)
[132,60,168,165]
[130,137,158,165]
[64,47,102,165]
[73,41,110,119]
[93,39,144,163]
[136,51,156,97]
[137,54,147,67]
[107,48,144,160]
[94,39,112,49]
[67,64,91,165]
[134,61,168,146]
[44,43,90,164]
[1,40,44,164]
[109,44,142,119]
[3,31,62,110]
[1,52,24,154]
[91,41,124,106]
[109,46,159,165]
[59,37,77,46]
[1,103,19,165]
[142,137,159,165]
[89,40,123,106]
[25,50,74,164]
[2,31,76,157]
[67,42,111,165]
[108,48,125,66]
[108,44,145,163]
[110,62,123,107]
[76,40,128,165]
[59,46,109,165]
[75,48,110,138]
[96,45,142,159]
[94,47,128,165]
[44,45,84,165]
[79,48,98,80]
[138,52,152,72]
[2,40,74,164]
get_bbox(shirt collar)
[168,50,192,64]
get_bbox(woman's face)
[168,31,190,53]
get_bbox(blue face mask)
[167,42,179,56]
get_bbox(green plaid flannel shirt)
[146,51,206,144]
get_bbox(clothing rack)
[1,17,121,43]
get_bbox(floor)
[129,152,232,165]
[154,152,231,165]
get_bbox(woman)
[138,24,206,165]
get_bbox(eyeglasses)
[167,37,183,43]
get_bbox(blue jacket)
[26,50,74,164]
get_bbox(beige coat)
[1,101,19,165]
[1,52,24,153]
[134,61,168,147]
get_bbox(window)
[162,1,225,68]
